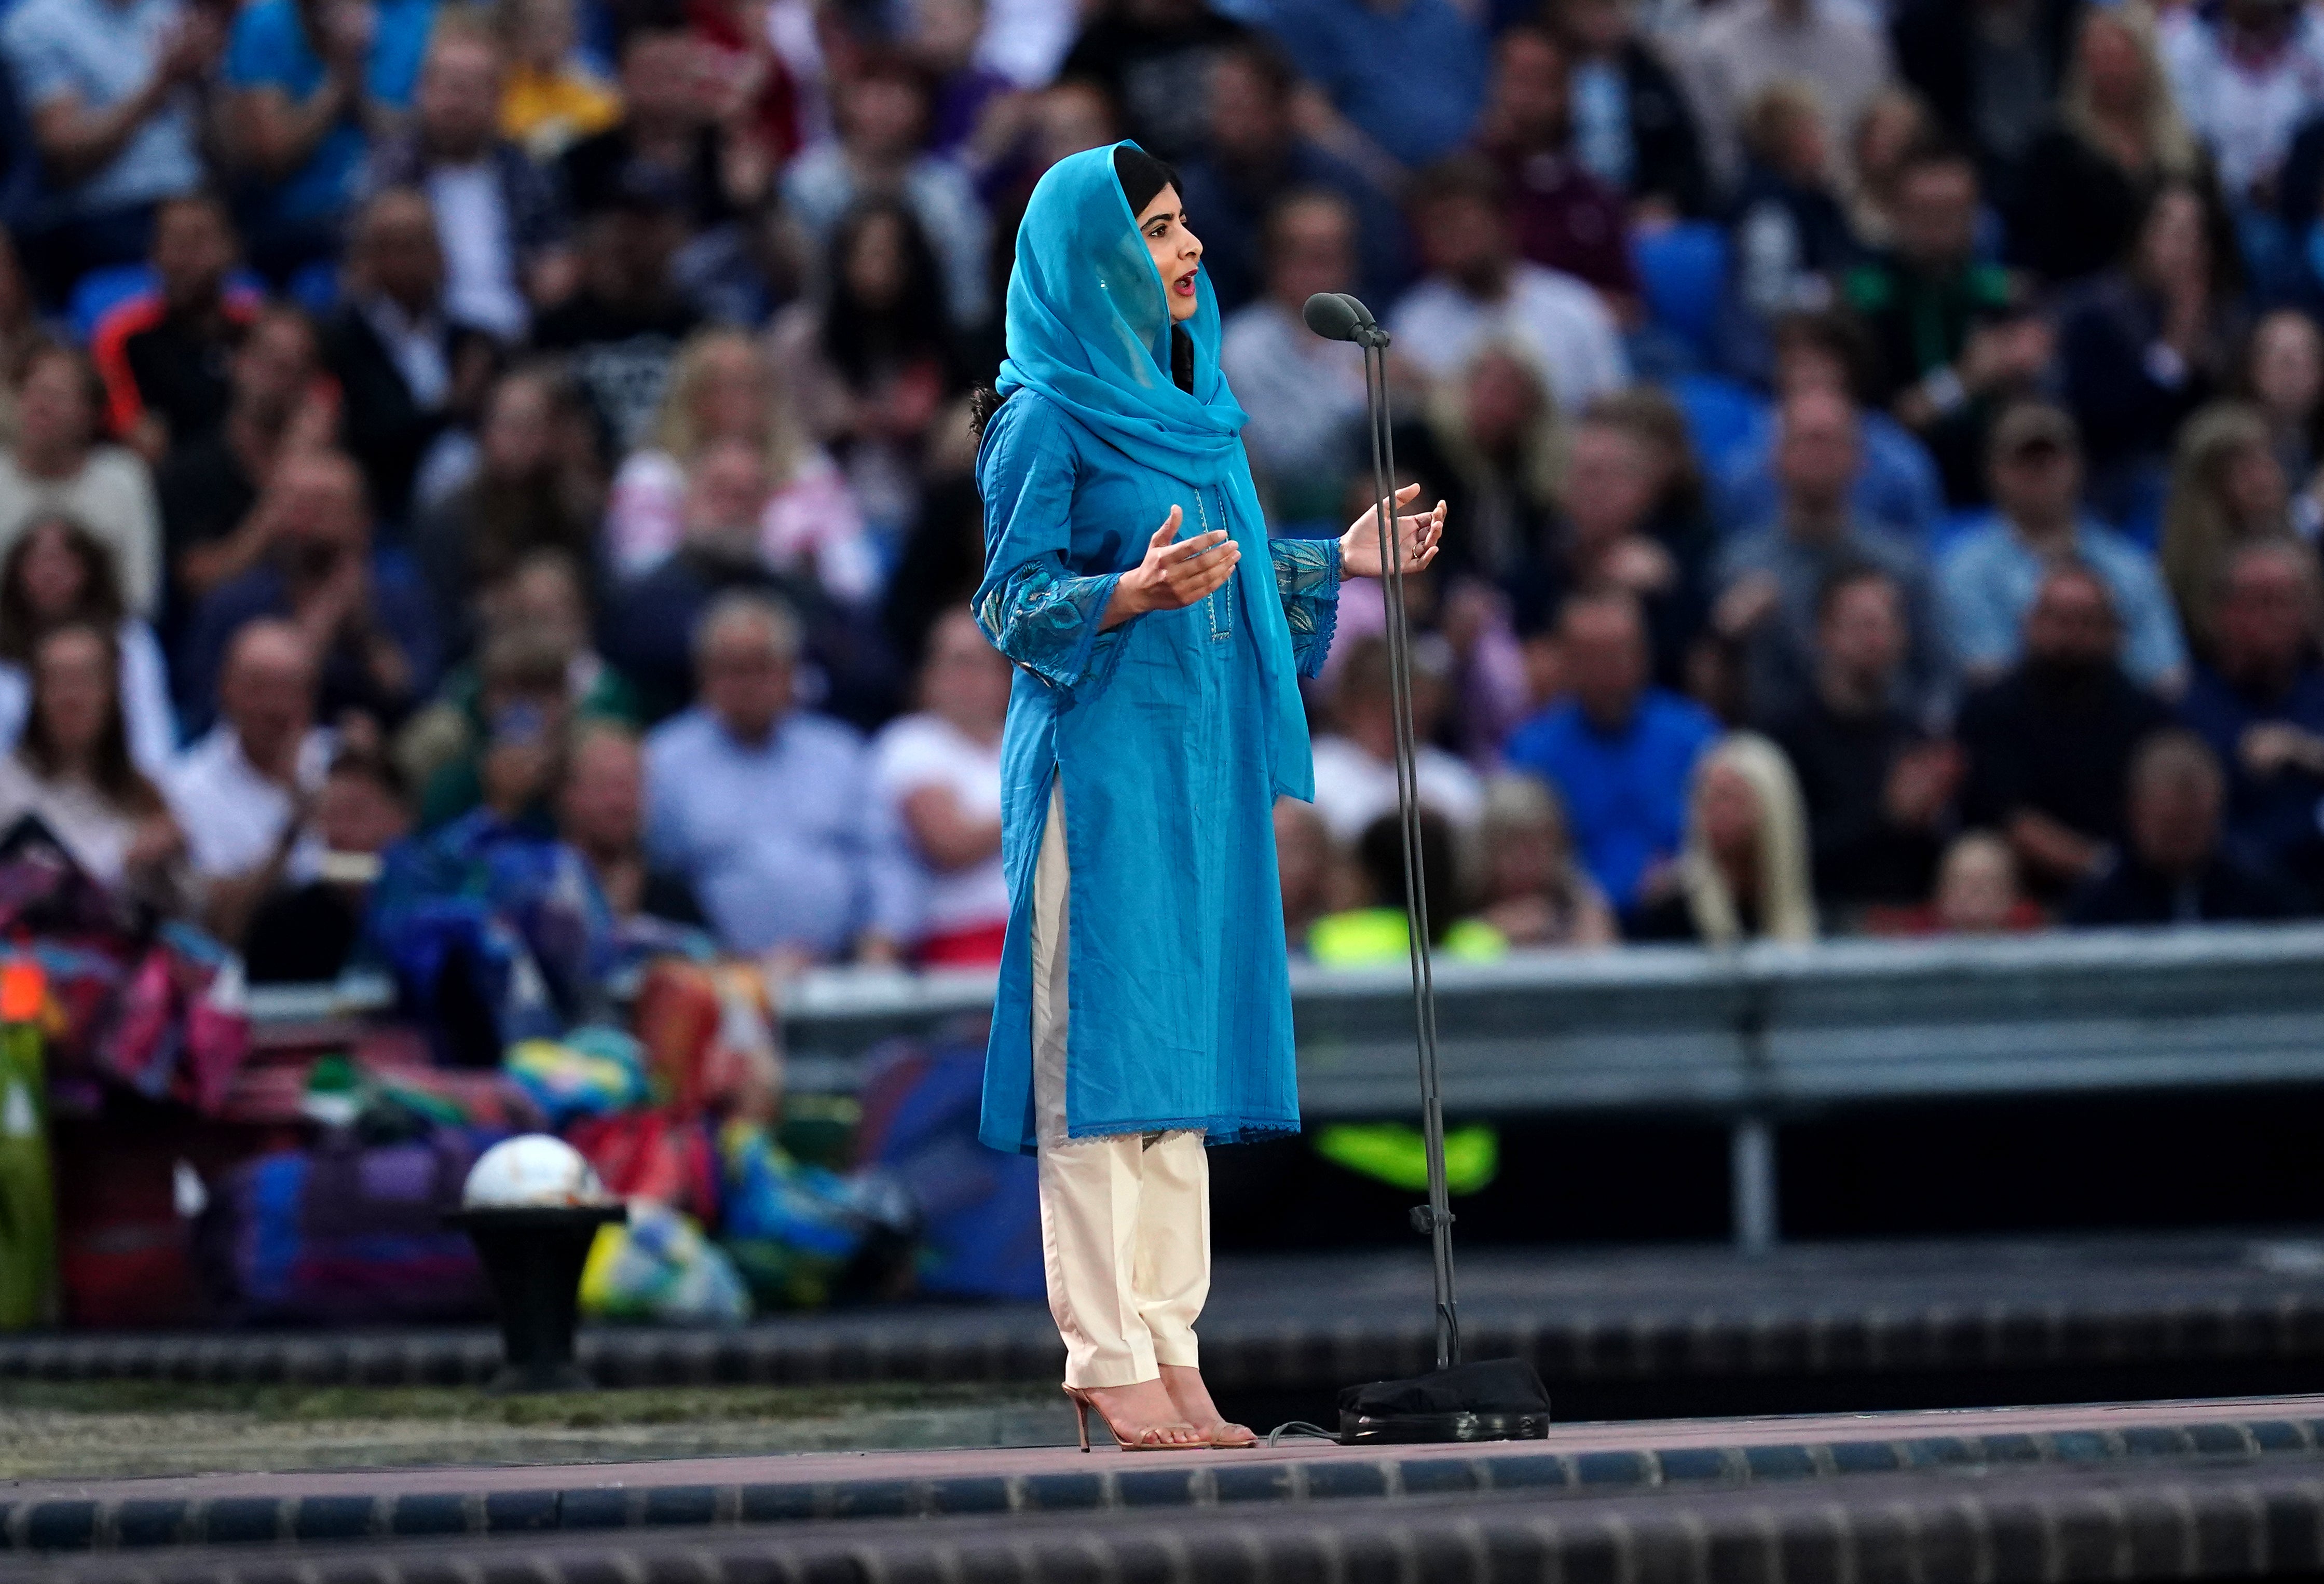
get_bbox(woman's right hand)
[1100,506,1238,630]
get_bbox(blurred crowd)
[4,0,2324,977]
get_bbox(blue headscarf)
[996,141,1316,800]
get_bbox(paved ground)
[10,1393,2324,1581]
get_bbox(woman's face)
[1137,184,1205,324]
[693,344,769,442]
[2254,312,2324,421]
[2225,440,2290,526]
[844,213,911,311]
[34,628,111,763]
[2080,16,2146,112]
[481,377,556,479]
[1698,762,1764,867]
[1463,351,1541,455]
[1486,818,1557,903]
[16,526,88,622]
[1564,422,1657,543]
[15,354,91,457]
[920,610,1012,733]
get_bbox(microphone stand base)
[1335,1357,1554,1446]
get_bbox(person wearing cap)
[1938,401,2187,695]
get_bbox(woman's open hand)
[1101,506,1240,629]
[1339,484,1444,579]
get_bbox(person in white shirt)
[1386,155,1629,415]
[1219,189,1371,527]
[1308,631,1484,843]
[2162,0,2324,202]
[163,619,331,940]
[873,607,1010,966]
[0,343,161,616]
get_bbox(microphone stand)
[1348,304,1460,1373]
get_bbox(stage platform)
[9,1234,2324,1422]
[10,1393,2324,1581]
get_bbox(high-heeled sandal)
[1197,1420,1259,1449]
[1062,1386,1205,1452]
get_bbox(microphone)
[1302,292,1388,347]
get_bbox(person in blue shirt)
[1502,588,1718,919]
[2,0,217,300]
[970,143,1439,1453]
[1939,402,2188,696]
[1261,0,1486,170]
[223,0,438,280]
[2176,538,2324,902]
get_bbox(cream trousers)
[1031,777,1210,1389]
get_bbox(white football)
[462,1134,608,1208]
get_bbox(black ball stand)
[447,1204,628,1393]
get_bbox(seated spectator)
[1840,143,2033,503]
[686,0,816,173]
[530,168,704,453]
[602,438,898,727]
[556,720,703,935]
[1845,87,1938,251]
[1172,40,1408,315]
[1309,805,1506,965]
[2067,728,2302,924]
[2178,538,2324,899]
[223,0,438,281]
[0,513,173,773]
[89,193,257,462]
[1311,633,1483,843]
[1890,0,2080,200]
[608,329,871,594]
[642,593,915,963]
[155,304,330,627]
[162,618,331,942]
[1682,0,1892,189]
[1728,79,1862,329]
[1767,564,1958,914]
[1631,731,1818,945]
[1959,560,2169,898]
[1713,308,1945,545]
[2056,180,2233,529]
[1399,341,1563,587]
[1059,0,1245,162]
[2160,0,2324,206]
[495,0,619,160]
[394,546,635,809]
[323,187,502,527]
[1871,826,2043,933]
[1,0,216,300]
[1497,391,1703,686]
[1263,0,1486,171]
[768,201,964,561]
[241,744,409,980]
[2240,309,2324,496]
[1711,388,1948,726]
[179,448,440,735]
[1476,26,1637,309]
[1541,0,1710,221]
[2012,6,2203,287]
[872,607,1008,966]
[1385,154,1629,416]
[1220,189,1371,525]
[902,0,1017,170]
[559,25,751,237]
[2160,402,2307,652]
[1940,403,2188,694]
[412,626,573,831]
[1502,589,1718,915]
[411,364,605,655]
[1274,796,1339,955]
[0,622,183,897]
[1471,771,1617,949]
[0,343,160,617]
[781,52,987,330]
[360,16,573,341]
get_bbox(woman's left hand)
[1339,483,1445,579]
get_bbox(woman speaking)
[971,142,1443,1452]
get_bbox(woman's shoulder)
[977,387,1080,476]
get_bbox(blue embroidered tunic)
[974,388,1341,1153]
